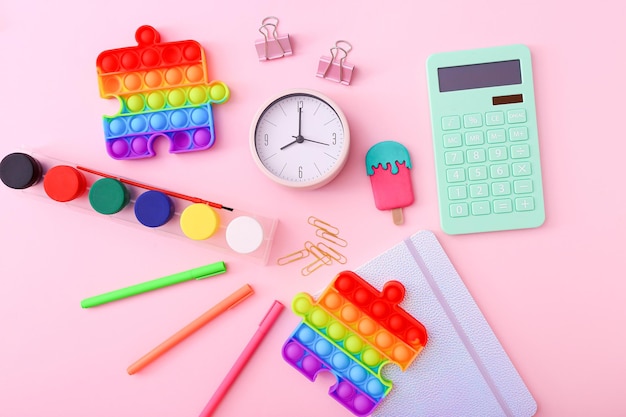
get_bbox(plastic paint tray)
[1,152,277,264]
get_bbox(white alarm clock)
[249,89,350,189]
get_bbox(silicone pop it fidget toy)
[282,271,427,416]
[96,25,229,159]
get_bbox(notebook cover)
[356,230,537,417]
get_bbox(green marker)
[81,261,227,308]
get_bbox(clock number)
[264,134,269,146]
[297,101,303,110]
[332,132,337,145]
[298,166,303,178]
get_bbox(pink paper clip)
[316,40,354,85]
[255,16,293,61]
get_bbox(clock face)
[250,90,350,189]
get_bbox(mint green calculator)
[426,44,545,234]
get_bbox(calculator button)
[492,181,511,196]
[469,183,489,198]
[446,168,466,183]
[509,127,529,141]
[513,179,533,194]
[510,144,530,159]
[449,203,469,217]
[512,162,532,176]
[487,129,506,143]
[485,111,505,126]
[488,146,507,161]
[490,164,510,178]
[463,113,483,128]
[444,151,464,165]
[464,131,484,146]
[468,166,487,181]
[493,199,513,213]
[515,197,535,211]
[507,109,527,124]
[471,201,491,215]
[441,116,461,131]
[466,149,486,163]
[443,133,463,148]
[448,186,467,200]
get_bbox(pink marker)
[366,141,415,225]
[198,300,284,417]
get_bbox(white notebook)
[357,230,537,417]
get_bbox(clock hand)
[297,101,303,137]
[280,136,298,151]
[282,102,306,151]
[303,138,329,146]
[291,136,329,146]
[280,135,304,150]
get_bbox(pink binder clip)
[316,40,354,85]
[255,16,293,61]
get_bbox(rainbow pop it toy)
[96,25,229,160]
[282,271,427,416]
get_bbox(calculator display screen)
[437,60,521,92]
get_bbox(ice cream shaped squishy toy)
[365,141,414,225]
[96,25,230,160]
[282,271,427,416]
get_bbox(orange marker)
[127,284,254,375]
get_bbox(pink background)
[1,0,624,416]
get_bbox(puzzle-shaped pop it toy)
[282,271,427,416]
[96,25,229,159]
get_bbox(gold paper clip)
[315,228,348,248]
[307,216,340,235]
[277,248,310,266]
[304,241,332,265]
[316,40,354,85]
[301,257,328,276]
[255,16,293,61]
[317,242,347,264]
